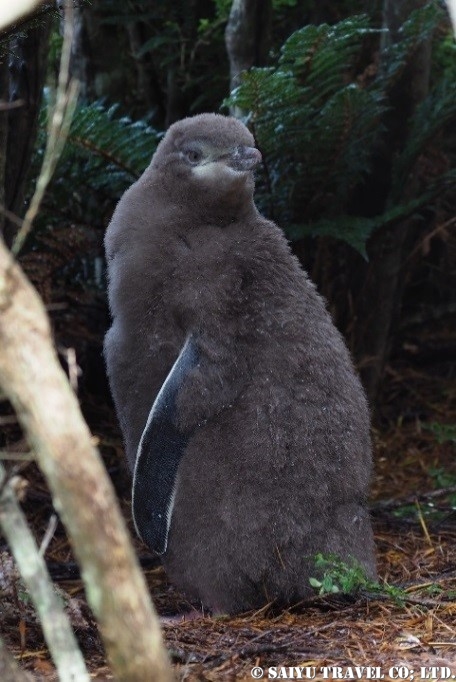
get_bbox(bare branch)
[0,240,172,680]
[0,452,33,461]
[0,462,90,681]
[0,0,47,32]
[11,1,79,255]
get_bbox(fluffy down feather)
[104,113,376,614]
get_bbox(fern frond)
[279,16,377,103]
[392,79,456,198]
[31,101,161,230]
[65,102,161,179]
[226,3,454,252]
[287,168,456,256]
[378,1,445,87]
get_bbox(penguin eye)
[183,148,203,165]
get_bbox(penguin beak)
[226,145,262,172]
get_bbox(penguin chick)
[104,113,377,614]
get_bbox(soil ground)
[1,309,455,680]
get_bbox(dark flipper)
[132,336,199,555]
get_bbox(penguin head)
[149,114,262,215]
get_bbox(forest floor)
[1,311,455,681]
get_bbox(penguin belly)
[162,390,376,614]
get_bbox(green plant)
[309,554,407,604]
[22,102,161,299]
[31,100,161,228]
[309,553,371,595]
[426,423,456,445]
[225,3,456,256]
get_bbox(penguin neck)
[197,191,257,227]
[158,181,257,228]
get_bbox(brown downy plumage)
[104,113,376,614]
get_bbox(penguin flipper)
[132,336,199,555]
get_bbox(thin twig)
[404,217,456,265]
[0,463,90,681]
[57,346,81,392]
[373,485,456,511]
[0,99,25,111]
[39,514,58,557]
[415,499,434,548]
[0,451,33,461]
[0,204,24,228]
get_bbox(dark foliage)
[16,0,456,404]
[226,3,456,255]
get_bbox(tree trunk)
[0,240,172,682]
[352,0,432,404]
[225,0,272,110]
[3,20,51,245]
[70,1,130,105]
[126,21,162,117]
